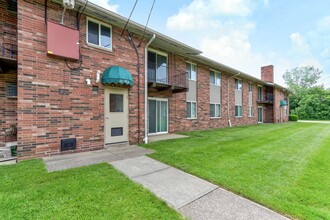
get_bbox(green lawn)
[143,123,330,220]
[0,160,182,219]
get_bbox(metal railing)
[147,62,188,89]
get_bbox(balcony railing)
[147,62,188,91]
[258,93,274,104]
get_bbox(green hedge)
[289,115,298,121]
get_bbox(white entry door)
[258,107,263,123]
[104,87,129,144]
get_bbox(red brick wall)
[17,0,145,159]
[261,65,274,83]
[273,88,289,123]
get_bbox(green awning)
[102,66,134,86]
[280,100,287,106]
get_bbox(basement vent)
[61,138,77,151]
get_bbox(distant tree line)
[283,66,330,120]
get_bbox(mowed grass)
[143,123,330,220]
[0,160,182,219]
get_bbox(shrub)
[289,115,298,121]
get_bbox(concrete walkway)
[111,156,289,220]
[43,145,154,172]
[43,145,289,219]
[148,133,188,142]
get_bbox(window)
[235,105,242,117]
[258,86,263,101]
[249,106,253,117]
[235,79,242,90]
[110,94,123,112]
[186,63,197,81]
[249,83,253,93]
[7,0,17,12]
[210,103,221,118]
[186,101,197,119]
[147,51,168,84]
[249,83,253,117]
[6,83,17,98]
[87,19,112,50]
[210,70,221,86]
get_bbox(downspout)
[227,72,241,127]
[144,34,156,144]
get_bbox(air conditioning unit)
[62,0,75,9]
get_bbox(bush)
[289,115,298,121]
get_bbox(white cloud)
[167,0,252,30]
[290,32,311,55]
[317,16,330,31]
[89,0,119,12]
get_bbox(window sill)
[235,116,243,118]
[210,83,221,87]
[187,117,197,120]
[210,117,221,119]
[86,43,113,52]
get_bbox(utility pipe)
[227,72,241,127]
[144,34,156,144]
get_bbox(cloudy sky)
[89,0,330,87]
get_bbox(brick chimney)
[261,65,274,83]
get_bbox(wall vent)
[61,138,77,151]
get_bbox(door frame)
[258,106,263,123]
[104,87,129,145]
[148,97,169,135]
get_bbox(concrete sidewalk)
[43,145,154,172]
[111,156,289,220]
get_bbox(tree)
[283,66,322,93]
[282,66,330,120]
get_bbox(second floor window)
[210,70,221,86]
[258,86,263,101]
[186,63,197,81]
[87,19,112,50]
[235,79,242,90]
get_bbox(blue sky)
[90,0,330,87]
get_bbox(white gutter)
[144,34,156,144]
[227,72,241,127]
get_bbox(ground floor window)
[210,103,221,118]
[249,106,253,117]
[235,105,242,117]
[187,101,197,119]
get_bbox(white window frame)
[210,70,221,86]
[210,103,221,118]
[186,101,197,119]
[235,78,242,90]
[186,62,197,81]
[86,17,112,51]
[235,105,242,117]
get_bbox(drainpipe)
[227,72,241,127]
[144,34,156,144]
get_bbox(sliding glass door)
[148,99,168,134]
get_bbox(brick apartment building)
[0,0,289,160]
